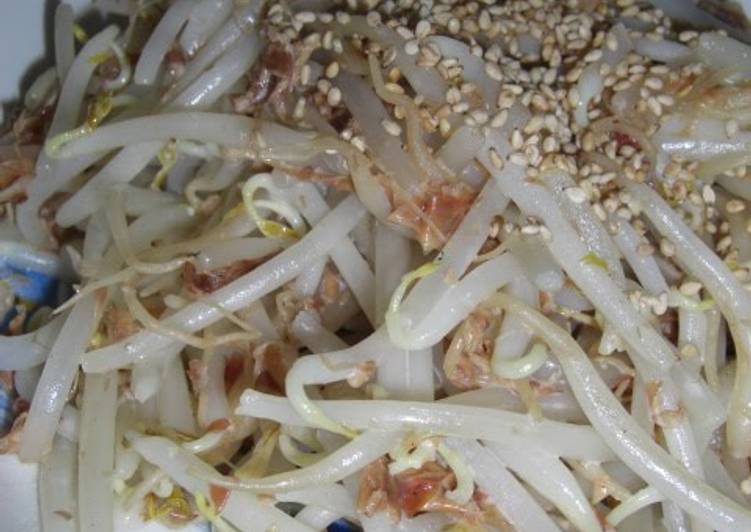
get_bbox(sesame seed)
[644,77,663,90]
[448,17,460,34]
[489,148,505,169]
[382,119,402,136]
[491,109,508,128]
[524,115,545,134]
[385,82,405,94]
[404,39,419,55]
[301,64,311,85]
[485,62,503,81]
[295,11,316,23]
[415,20,431,38]
[728,199,746,214]
[584,49,603,63]
[567,87,580,107]
[327,87,342,106]
[565,186,587,203]
[678,30,698,42]
[511,129,524,150]
[439,118,451,137]
[521,224,541,235]
[446,87,461,104]
[702,185,716,204]
[325,61,340,79]
[317,79,331,94]
[606,33,619,51]
[660,239,675,257]
[646,96,662,116]
[470,109,489,125]
[679,281,702,296]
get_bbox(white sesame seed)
[325,61,340,79]
[606,33,618,51]
[445,87,461,104]
[584,49,603,63]
[489,148,504,169]
[511,129,524,150]
[385,82,405,94]
[301,64,311,85]
[726,119,739,139]
[565,186,587,203]
[381,119,401,137]
[524,115,545,134]
[646,96,662,116]
[485,62,503,81]
[448,17,460,34]
[728,199,746,214]
[656,94,674,106]
[678,30,698,42]
[702,185,716,204]
[295,11,316,23]
[470,109,489,125]
[660,239,675,257]
[521,224,541,235]
[327,87,342,106]
[439,118,451,137]
[317,79,331,94]
[644,77,663,90]
[491,109,508,128]
[415,20,431,38]
[404,39,420,55]
[680,281,702,296]
[567,87,580,107]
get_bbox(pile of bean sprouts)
[3,0,751,530]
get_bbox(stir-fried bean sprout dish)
[6,0,751,530]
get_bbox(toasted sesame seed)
[382,119,402,136]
